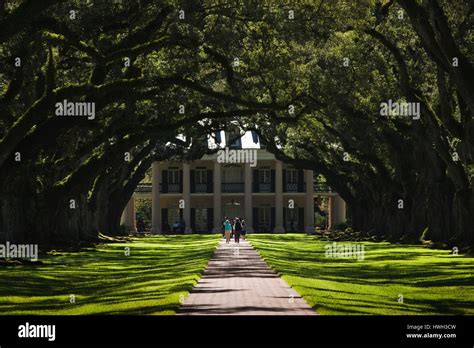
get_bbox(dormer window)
[225,128,242,148]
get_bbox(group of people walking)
[222,217,246,244]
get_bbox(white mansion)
[121,130,346,233]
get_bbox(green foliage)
[135,198,151,229]
[0,0,473,245]
[315,215,327,229]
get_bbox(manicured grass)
[248,234,474,315]
[0,235,220,315]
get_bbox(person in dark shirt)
[234,217,242,243]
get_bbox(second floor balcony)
[135,183,181,193]
[222,182,244,193]
[136,167,331,194]
[135,182,332,193]
[135,180,332,194]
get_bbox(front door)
[223,201,243,220]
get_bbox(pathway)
[178,238,317,315]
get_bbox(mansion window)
[259,167,271,183]
[286,168,298,183]
[195,168,207,184]
[225,128,242,148]
[223,164,243,182]
[168,168,180,184]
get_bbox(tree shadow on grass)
[0,236,220,314]
[249,235,474,315]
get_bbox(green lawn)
[0,235,220,315]
[248,234,474,315]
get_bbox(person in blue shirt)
[224,219,232,243]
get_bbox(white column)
[305,170,315,234]
[329,194,346,230]
[183,162,192,234]
[328,195,335,230]
[120,203,128,229]
[274,160,285,233]
[335,194,347,225]
[151,161,162,234]
[121,196,136,233]
[244,163,254,233]
[212,161,222,233]
[130,197,137,233]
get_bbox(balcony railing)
[135,180,332,194]
[167,183,181,193]
[222,182,244,193]
[135,183,153,192]
[195,183,208,193]
[258,183,272,192]
[285,183,299,192]
[135,183,182,193]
